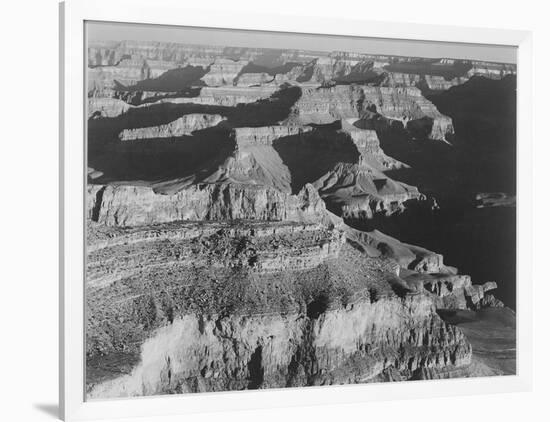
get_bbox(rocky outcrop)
[345,228,448,272]
[235,72,275,86]
[341,121,405,170]
[88,58,190,92]
[475,192,516,208]
[182,125,311,193]
[118,114,226,141]
[383,72,422,87]
[88,41,122,66]
[109,90,182,106]
[88,40,218,66]
[201,59,249,86]
[87,183,332,227]
[291,85,454,141]
[404,273,502,310]
[468,61,516,79]
[88,97,132,118]
[88,59,149,91]
[423,75,470,91]
[313,162,426,219]
[86,219,472,397]
[87,221,346,288]
[232,125,312,146]
[307,56,381,83]
[151,86,279,106]
[291,84,364,123]
[87,293,470,397]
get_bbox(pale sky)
[87,21,517,64]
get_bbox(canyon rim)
[85,22,517,399]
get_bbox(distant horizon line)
[87,39,517,66]
[86,21,517,65]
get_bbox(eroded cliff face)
[153,86,279,106]
[313,162,426,219]
[87,41,514,94]
[86,211,476,398]
[88,97,132,119]
[118,114,226,140]
[87,183,330,227]
[290,85,454,141]
[88,295,470,398]
[201,59,249,86]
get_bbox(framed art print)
[60,0,533,420]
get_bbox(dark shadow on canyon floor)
[273,126,360,194]
[88,85,303,183]
[355,76,517,308]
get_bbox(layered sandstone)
[88,292,470,397]
[341,121,405,170]
[235,72,275,86]
[118,114,226,141]
[87,183,331,227]
[232,125,312,146]
[86,217,473,397]
[88,59,148,91]
[313,162,425,219]
[150,86,279,106]
[291,85,454,141]
[201,59,249,86]
[88,97,132,118]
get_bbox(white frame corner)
[60,0,533,420]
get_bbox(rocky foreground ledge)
[86,186,511,398]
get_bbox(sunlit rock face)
[87,183,331,227]
[118,114,226,141]
[235,72,275,86]
[201,59,249,86]
[290,85,454,141]
[88,97,132,118]
[85,39,517,398]
[87,292,471,398]
[313,162,426,219]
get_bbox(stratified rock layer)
[86,218,473,398]
[118,114,226,141]
[292,85,454,141]
[201,59,249,86]
[313,162,425,219]
[87,183,330,227]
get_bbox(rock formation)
[88,97,132,119]
[85,39,517,399]
[118,114,226,141]
[86,202,476,397]
[87,183,331,227]
[201,59,249,86]
[235,72,275,86]
[313,162,425,219]
[291,85,454,141]
[152,86,279,106]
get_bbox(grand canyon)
[85,34,516,398]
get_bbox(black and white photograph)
[85,21,517,399]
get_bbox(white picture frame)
[60,0,533,420]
